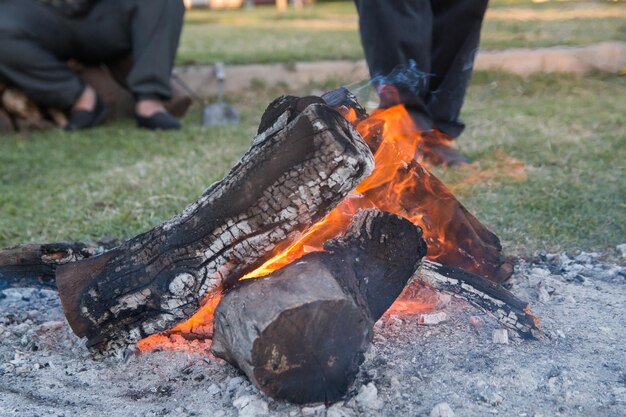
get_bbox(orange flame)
[241,104,501,280]
[140,102,505,352]
[241,105,433,281]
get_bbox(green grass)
[177,1,626,65]
[1,72,624,258]
[437,71,626,255]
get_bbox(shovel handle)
[215,62,226,102]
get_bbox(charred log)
[55,101,374,356]
[319,87,513,284]
[211,209,426,404]
[362,159,513,283]
[0,241,116,288]
[415,260,541,338]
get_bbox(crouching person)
[0,0,185,130]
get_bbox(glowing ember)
[140,98,510,352]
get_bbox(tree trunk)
[55,99,374,357]
[211,209,426,403]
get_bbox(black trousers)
[354,0,488,138]
[0,0,184,110]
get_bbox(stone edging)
[175,41,626,97]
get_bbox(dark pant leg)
[75,0,185,101]
[426,0,489,137]
[0,1,84,109]
[354,0,434,130]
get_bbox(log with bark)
[0,239,539,343]
[54,97,374,356]
[211,209,427,404]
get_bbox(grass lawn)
[1,71,624,260]
[177,0,626,65]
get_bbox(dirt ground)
[0,249,624,417]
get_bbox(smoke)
[342,60,432,108]
[346,60,431,95]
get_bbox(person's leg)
[127,0,185,102]
[75,0,184,128]
[76,0,184,101]
[426,0,489,138]
[0,0,84,110]
[354,0,434,130]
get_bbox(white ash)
[232,395,268,417]
[301,404,326,417]
[418,312,449,325]
[492,328,509,344]
[0,251,625,417]
[355,383,384,411]
[430,402,455,417]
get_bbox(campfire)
[0,89,539,404]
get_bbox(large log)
[55,98,374,356]
[211,209,426,403]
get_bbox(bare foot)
[72,85,96,112]
[135,100,167,118]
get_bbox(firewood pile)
[0,82,67,133]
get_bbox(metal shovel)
[202,62,240,126]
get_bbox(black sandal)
[136,111,181,130]
[66,94,107,131]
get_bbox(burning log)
[359,158,513,283]
[321,88,513,283]
[211,209,426,404]
[55,98,374,356]
[415,261,541,338]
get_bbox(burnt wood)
[416,260,541,338]
[211,209,426,404]
[55,101,374,356]
[318,87,512,283]
[0,241,113,288]
[363,159,513,283]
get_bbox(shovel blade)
[203,103,240,126]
